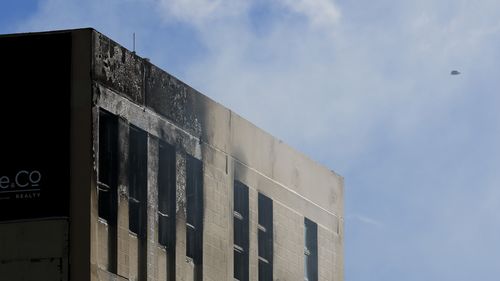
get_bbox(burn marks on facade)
[146,65,189,132]
[94,33,205,139]
[94,33,144,104]
[94,105,204,280]
[93,50,207,277]
[91,29,343,281]
[0,29,343,281]
[92,35,207,276]
[146,64,204,138]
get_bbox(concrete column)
[147,137,159,281]
[71,29,92,281]
[174,152,188,281]
[117,118,130,279]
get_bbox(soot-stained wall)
[91,29,343,281]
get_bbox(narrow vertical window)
[98,109,118,273]
[304,218,318,281]
[128,125,148,239]
[258,193,273,281]
[98,109,118,223]
[233,181,249,281]
[186,154,203,279]
[158,140,176,280]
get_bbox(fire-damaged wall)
[0,29,343,281]
[0,27,343,281]
[91,28,343,281]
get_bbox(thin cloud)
[278,0,341,28]
[157,0,250,26]
[347,214,383,227]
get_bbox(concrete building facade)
[0,28,344,281]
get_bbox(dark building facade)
[0,29,344,281]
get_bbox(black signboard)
[0,32,71,221]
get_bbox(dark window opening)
[158,141,176,281]
[258,259,273,281]
[186,223,196,258]
[258,193,273,281]
[304,218,318,281]
[129,125,148,239]
[233,181,249,281]
[98,109,118,224]
[98,109,119,274]
[186,154,203,269]
[158,141,176,248]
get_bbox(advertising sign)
[0,32,71,221]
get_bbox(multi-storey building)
[0,28,344,281]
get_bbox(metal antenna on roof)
[133,32,136,54]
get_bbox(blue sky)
[2,1,500,280]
